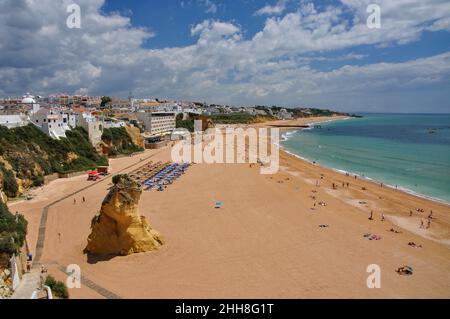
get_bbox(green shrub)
[0,237,16,255]
[32,175,45,187]
[53,281,69,299]
[44,275,57,288]
[0,166,18,197]
[45,275,69,299]
[0,202,27,255]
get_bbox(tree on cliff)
[101,96,112,107]
[0,202,27,256]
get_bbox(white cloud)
[0,0,449,112]
[255,0,288,16]
[199,0,218,14]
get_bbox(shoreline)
[271,117,450,208]
[280,146,450,208]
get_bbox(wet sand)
[9,117,450,298]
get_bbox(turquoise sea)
[281,114,450,204]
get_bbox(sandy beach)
[8,116,450,299]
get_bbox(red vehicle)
[88,171,100,181]
[97,166,109,176]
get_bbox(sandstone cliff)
[124,125,145,149]
[100,126,144,156]
[0,125,107,198]
[84,175,163,256]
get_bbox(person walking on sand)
[428,210,433,219]
[82,196,86,203]
[369,211,374,221]
[58,232,61,243]
[410,210,413,217]
[73,198,76,205]
[420,220,424,229]
[381,213,385,222]
[427,218,431,229]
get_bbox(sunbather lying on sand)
[396,266,413,275]
[364,233,382,240]
[408,242,423,248]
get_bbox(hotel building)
[136,111,176,137]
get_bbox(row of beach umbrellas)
[143,163,191,191]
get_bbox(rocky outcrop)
[0,268,13,298]
[84,175,163,256]
[124,125,145,149]
[99,126,144,156]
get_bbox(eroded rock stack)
[84,175,164,256]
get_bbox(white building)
[103,118,126,129]
[21,93,40,114]
[78,114,104,146]
[30,108,71,139]
[136,111,176,137]
[105,100,130,110]
[277,108,294,120]
[0,114,29,129]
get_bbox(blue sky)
[102,0,450,66]
[1,0,450,112]
[102,0,274,49]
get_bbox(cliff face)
[0,125,108,198]
[100,126,144,156]
[84,175,163,256]
[124,125,145,149]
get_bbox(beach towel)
[364,234,382,240]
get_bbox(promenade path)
[11,270,41,299]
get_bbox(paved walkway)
[30,151,163,299]
[11,270,41,299]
